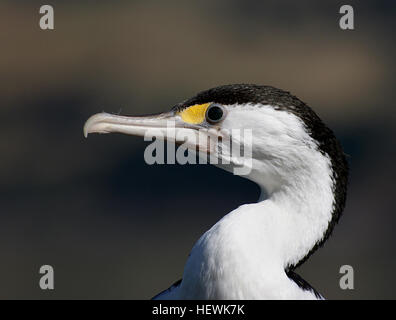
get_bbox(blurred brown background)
[0,0,395,299]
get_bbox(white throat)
[176,107,336,299]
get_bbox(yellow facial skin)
[178,103,211,124]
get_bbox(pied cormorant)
[84,84,348,300]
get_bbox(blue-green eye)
[206,104,225,123]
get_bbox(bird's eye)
[205,104,225,124]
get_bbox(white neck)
[175,140,334,299]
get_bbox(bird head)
[84,84,349,268]
[84,84,347,200]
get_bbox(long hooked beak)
[83,111,223,155]
[84,111,180,138]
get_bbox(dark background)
[0,0,395,299]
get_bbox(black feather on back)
[151,279,182,300]
[286,270,323,299]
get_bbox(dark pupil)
[207,106,223,121]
